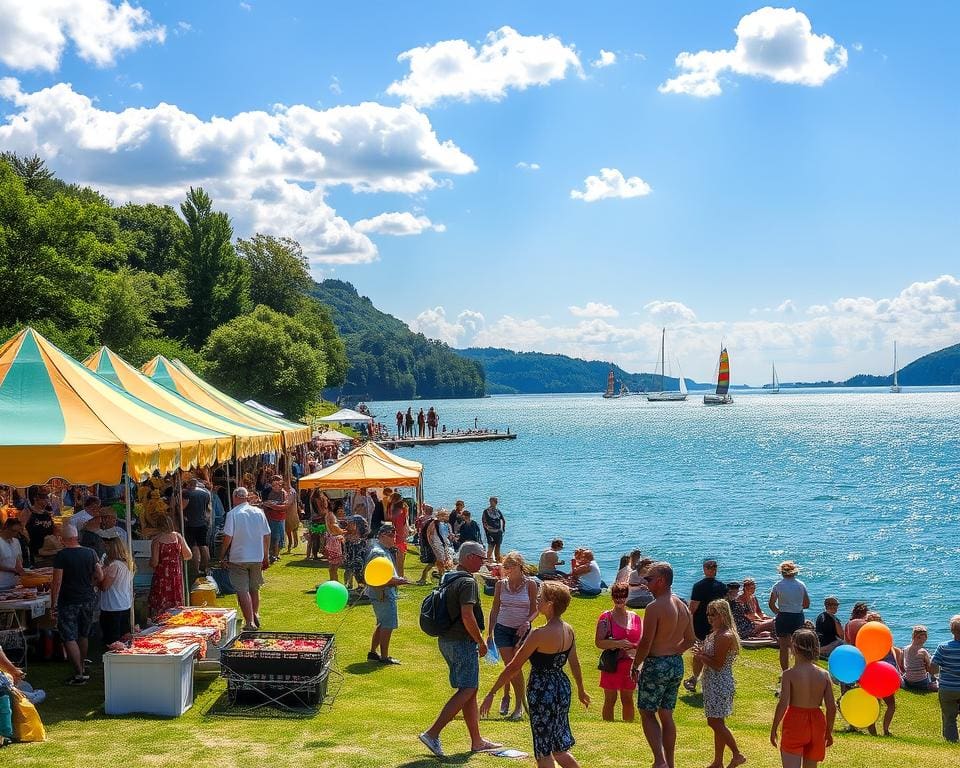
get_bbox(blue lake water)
[370,390,960,645]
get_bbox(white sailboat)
[890,342,901,393]
[646,328,687,402]
[768,362,780,394]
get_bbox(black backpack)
[419,572,483,637]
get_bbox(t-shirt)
[0,536,22,590]
[578,560,602,591]
[902,645,932,683]
[363,543,397,601]
[932,640,960,691]
[771,577,808,614]
[457,520,482,544]
[538,549,561,573]
[815,611,842,646]
[442,571,484,641]
[691,577,727,639]
[53,546,98,606]
[223,503,271,563]
[79,528,106,560]
[262,489,288,523]
[100,560,133,612]
[182,487,211,527]
[482,507,504,534]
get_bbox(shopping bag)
[10,688,45,742]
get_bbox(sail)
[677,358,688,395]
[716,349,730,395]
[605,367,615,397]
[892,342,899,387]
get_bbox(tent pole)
[176,469,187,605]
[124,457,135,636]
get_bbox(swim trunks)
[636,654,684,711]
[781,705,826,762]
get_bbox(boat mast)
[660,328,665,393]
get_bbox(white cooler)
[103,643,198,716]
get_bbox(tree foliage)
[237,234,311,315]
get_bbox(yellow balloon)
[839,688,880,729]
[364,556,394,587]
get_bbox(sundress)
[527,641,575,758]
[344,536,367,578]
[701,632,737,718]
[597,610,642,691]
[149,539,184,619]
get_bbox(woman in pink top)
[595,582,643,721]
[390,501,410,578]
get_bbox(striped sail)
[716,349,730,395]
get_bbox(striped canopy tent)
[83,347,280,459]
[141,355,311,448]
[354,440,423,472]
[0,328,235,486]
[298,449,422,491]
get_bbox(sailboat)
[768,362,780,394]
[890,342,901,393]
[703,346,734,405]
[602,367,617,399]
[646,328,688,402]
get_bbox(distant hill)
[845,342,960,386]
[456,347,706,394]
[311,280,485,400]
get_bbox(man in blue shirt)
[932,614,960,742]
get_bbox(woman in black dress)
[481,582,591,767]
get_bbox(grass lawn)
[10,551,955,767]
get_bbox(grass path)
[12,551,954,767]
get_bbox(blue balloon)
[828,644,866,684]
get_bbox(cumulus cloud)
[516,161,540,171]
[0,79,475,265]
[569,302,619,318]
[644,300,697,323]
[659,7,847,97]
[411,307,486,346]
[0,0,165,72]
[570,168,652,202]
[591,50,617,68]
[386,26,582,108]
[776,299,797,314]
[354,212,445,236]
[329,76,341,95]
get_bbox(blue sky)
[1,1,957,383]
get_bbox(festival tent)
[83,347,280,458]
[298,449,422,491]
[141,355,311,447]
[355,440,423,472]
[0,328,235,486]
[315,407,373,424]
[244,399,284,417]
[313,428,355,442]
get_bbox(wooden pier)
[377,432,517,449]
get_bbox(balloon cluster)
[314,556,394,613]
[828,622,899,728]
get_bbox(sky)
[0,1,957,384]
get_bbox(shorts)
[268,519,285,548]
[229,562,265,593]
[369,590,399,630]
[486,531,503,547]
[775,611,805,637]
[184,525,208,548]
[438,636,480,689]
[493,622,524,649]
[781,705,826,762]
[636,654,684,711]
[902,675,937,691]
[57,600,97,642]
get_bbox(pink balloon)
[859,661,900,698]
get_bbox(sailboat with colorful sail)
[602,367,617,398]
[704,346,734,405]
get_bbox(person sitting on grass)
[770,628,836,768]
[902,625,939,691]
[728,581,774,641]
[538,538,566,579]
[814,597,844,658]
[571,549,603,597]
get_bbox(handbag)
[597,611,620,672]
[210,545,236,596]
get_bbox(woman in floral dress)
[148,515,192,619]
[695,599,746,768]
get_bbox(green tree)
[201,305,328,418]
[296,298,348,387]
[175,187,249,347]
[0,152,56,198]
[115,202,187,274]
[236,234,311,315]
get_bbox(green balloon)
[315,580,349,613]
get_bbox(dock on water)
[377,431,517,449]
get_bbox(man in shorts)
[481,497,506,562]
[181,478,212,574]
[364,524,408,664]
[222,487,271,631]
[685,558,727,692]
[419,541,503,758]
[631,561,695,768]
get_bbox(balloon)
[856,621,894,663]
[859,661,901,698]
[828,644,866,684]
[839,688,880,729]
[315,580,349,613]
[364,556,394,587]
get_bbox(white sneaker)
[418,732,445,758]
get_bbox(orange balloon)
[855,621,893,663]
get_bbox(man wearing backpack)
[419,541,504,758]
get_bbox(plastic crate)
[220,631,334,677]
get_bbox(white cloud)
[644,300,697,323]
[386,26,583,108]
[569,302,619,318]
[411,307,486,346]
[0,79,475,265]
[591,49,617,68]
[329,76,341,95]
[659,7,847,97]
[129,80,143,90]
[516,161,540,171]
[239,2,251,10]
[0,0,165,72]
[776,299,797,314]
[852,42,863,52]
[570,168,652,202]
[175,21,192,35]
[354,212,445,236]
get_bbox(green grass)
[11,553,954,767]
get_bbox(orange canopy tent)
[298,449,422,491]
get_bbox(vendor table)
[0,594,50,668]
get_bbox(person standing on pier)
[405,407,415,438]
[482,497,506,563]
[418,408,426,437]
[396,410,404,438]
[427,406,439,438]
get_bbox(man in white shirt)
[221,487,271,631]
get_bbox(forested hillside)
[845,342,960,386]
[312,280,485,400]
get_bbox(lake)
[370,390,960,645]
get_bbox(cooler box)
[103,643,198,716]
[161,607,238,645]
